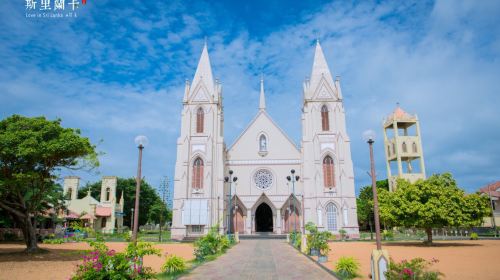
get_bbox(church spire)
[309,40,334,90]
[190,41,215,98]
[259,75,266,111]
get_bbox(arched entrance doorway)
[255,203,273,232]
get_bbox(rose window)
[254,169,273,190]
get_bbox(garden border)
[287,241,340,280]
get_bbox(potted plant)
[317,231,332,263]
[305,222,319,256]
[339,229,347,241]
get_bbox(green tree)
[0,115,98,252]
[356,180,389,238]
[78,177,169,227]
[378,173,491,244]
[148,199,172,226]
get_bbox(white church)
[171,41,359,240]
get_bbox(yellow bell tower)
[383,104,426,191]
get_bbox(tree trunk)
[369,220,373,240]
[20,217,40,253]
[425,227,433,245]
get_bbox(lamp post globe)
[362,129,376,143]
[134,135,149,148]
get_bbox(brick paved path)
[180,239,335,280]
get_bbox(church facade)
[171,41,359,240]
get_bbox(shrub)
[194,224,233,261]
[71,241,160,280]
[339,229,347,240]
[290,231,301,249]
[383,229,394,240]
[335,256,361,280]
[43,238,65,244]
[161,255,187,274]
[470,232,479,240]
[385,258,443,280]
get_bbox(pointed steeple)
[309,40,335,90]
[259,75,266,111]
[189,42,216,99]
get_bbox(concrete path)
[180,239,335,280]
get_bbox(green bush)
[470,232,479,240]
[71,241,160,280]
[383,229,394,240]
[289,231,301,249]
[194,224,233,261]
[161,255,187,274]
[43,238,65,244]
[339,229,347,240]
[335,256,360,280]
[385,258,443,280]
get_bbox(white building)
[171,41,359,240]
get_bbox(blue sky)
[1,0,499,197]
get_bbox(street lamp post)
[132,135,148,245]
[286,169,300,233]
[224,170,238,235]
[363,130,382,250]
[363,129,388,280]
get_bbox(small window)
[323,156,335,188]
[387,145,391,156]
[192,157,204,190]
[412,142,417,153]
[392,143,396,154]
[259,134,267,152]
[101,218,107,228]
[66,188,72,200]
[402,142,407,153]
[321,105,329,131]
[196,107,204,133]
[105,187,111,201]
[191,225,203,233]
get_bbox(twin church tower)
[171,41,359,240]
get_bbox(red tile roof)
[479,181,500,198]
[95,207,112,217]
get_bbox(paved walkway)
[180,239,335,280]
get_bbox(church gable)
[227,111,300,160]
[189,80,212,103]
[312,77,338,100]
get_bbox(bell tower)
[301,41,359,236]
[383,105,426,191]
[171,42,225,240]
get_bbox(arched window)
[66,188,72,200]
[326,203,338,231]
[402,142,407,153]
[259,134,267,152]
[105,187,111,201]
[323,156,335,188]
[412,142,417,153]
[321,105,329,131]
[192,157,204,190]
[392,143,396,154]
[196,107,204,133]
[387,145,391,156]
